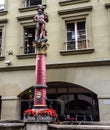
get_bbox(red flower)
[24,109,36,116]
[37,108,58,118]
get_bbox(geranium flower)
[37,108,58,118]
[24,109,36,117]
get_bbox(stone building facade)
[0,0,110,121]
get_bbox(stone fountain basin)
[1,120,110,130]
[48,121,110,130]
[0,120,24,129]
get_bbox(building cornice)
[0,60,110,72]
[98,95,110,99]
[58,6,93,15]
[1,96,19,100]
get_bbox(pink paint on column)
[42,88,47,105]
[35,54,46,85]
[34,54,47,108]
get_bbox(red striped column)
[33,54,47,109]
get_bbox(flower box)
[24,115,36,122]
[23,108,58,122]
[37,115,53,122]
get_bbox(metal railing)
[64,39,89,51]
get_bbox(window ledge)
[16,54,36,59]
[19,6,37,13]
[0,56,5,61]
[58,6,93,15]
[59,0,91,6]
[17,14,36,21]
[60,48,94,56]
[0,10,8,16]
[19,4,47,13]
[105,3,110,9]
[0,19,8,24]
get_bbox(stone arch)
[18,81,99,121]
[46,81,99,121]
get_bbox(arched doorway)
[18,82,99,121]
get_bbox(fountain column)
[33,50,48,109]
[33,5,49,109]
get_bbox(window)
[66,21,88,50]
[0,32,2,56]
[24,0,41,7]
[58,5,93,55]
[0,0,4,11]
[24,27,35,54]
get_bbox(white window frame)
[24,26,36,54]
[66,20,88,50]
[24,0,30,7]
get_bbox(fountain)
[23,4,57,123]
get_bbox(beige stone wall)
[0,70,35,97]
[47,66,110,97]
[99,98,110,121]
[0,70,35,119]
[1,98,20,120]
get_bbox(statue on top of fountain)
[34,5,48,45]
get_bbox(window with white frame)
[24,0,41,7]
[0,32,2,56]
[66,20,88,50]
[0,0,4,11]
[24,26,35,54]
